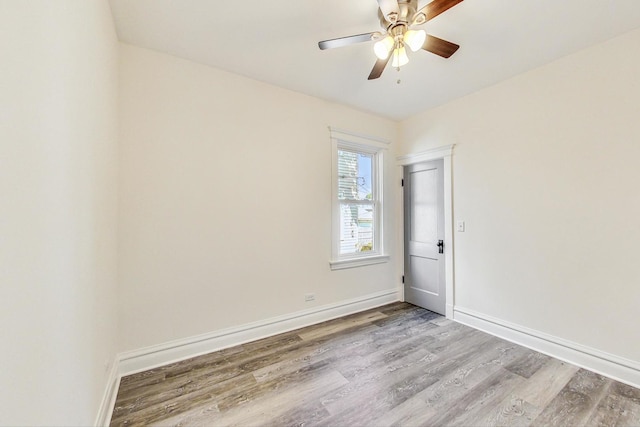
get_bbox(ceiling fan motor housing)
[379,0,419,29]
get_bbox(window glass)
[339,204,376,254]
[337,148,376,256]
[338,150,373,202]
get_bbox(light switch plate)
[457,221,465,232]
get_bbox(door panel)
[404,160,445,314]
[409,255,439,294]
[410,168,438,243]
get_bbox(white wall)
[0,1,119,425]
[401,28,640,363]
[118,44,400,352]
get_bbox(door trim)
[397,145,454,319]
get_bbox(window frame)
[330,129,389,270]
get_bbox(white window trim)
[329,128,389,270]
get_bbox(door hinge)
[401,179,404,187]
[402,275,405,284]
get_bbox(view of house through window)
[330,131,387,269]
[338,148,376,255]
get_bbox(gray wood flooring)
[110,303,640,426]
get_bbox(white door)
[404,160,445,314]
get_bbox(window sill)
[329,255,390,270]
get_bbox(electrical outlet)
[305,293,315,302]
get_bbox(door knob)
[437,240,444,254]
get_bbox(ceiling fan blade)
[318,33,376,50]
[377,0,400,22]
[368,55,392,80]
[415,0,463,23]
[422,35,459,58]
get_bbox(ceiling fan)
[318,0,463,80]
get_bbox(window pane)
[338,149,373,201]
[339,203,375,254]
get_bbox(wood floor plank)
[116,331,302,407]
[586,393,629,427]
[376,393,436,427]
[531,389,595,427]
[250,324,380,383]
[318,345,439,418]
[156,370,349,426]
[426,368,526,426]
[504,350,551,379]
[111,373,257,426]
[377,301,415,316]
[612,380,640,404]
[473,394,541,427]
[417,344,531,425]
[268,401,331,427]
[616,397,640,426]
[333,326,439,381]
[296,310,388,341]
[110,302,640,427]
[117,370,167,394]
[313,367,440,426]
[532,369,611,426]
[430,316,454,327]
[377,337,529,426]
[112,368,238,421]
[581,379,640,427]
[249,307,439,385]
[513,357,579,409]
[372,306,440,328]
[216,356,340,413]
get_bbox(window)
[330,129,389,270]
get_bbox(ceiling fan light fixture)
[404,29,427,52]
[373,35,394,60]
[317,0,465,80]
[391,45,409,68]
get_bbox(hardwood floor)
[110,303,640,426]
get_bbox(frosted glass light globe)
[373,36,394,60]
[391,46,409,67]
[404,29,426,52]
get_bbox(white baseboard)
[118,289,399,376]
[94,356,121,427]
[454,306,640,389]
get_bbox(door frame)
[397,145,455,319]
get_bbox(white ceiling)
[109,0,640,121]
